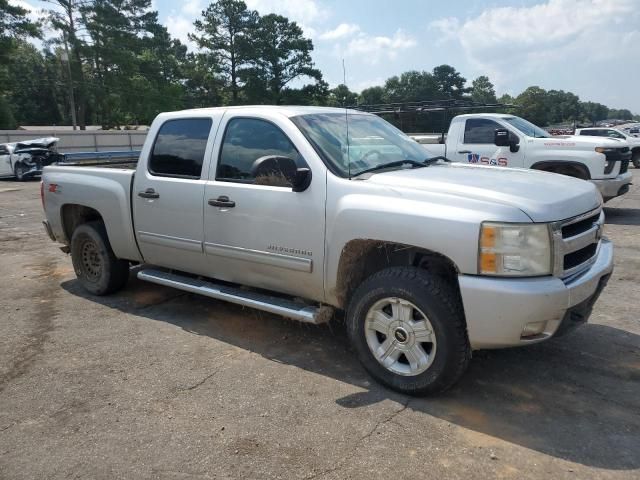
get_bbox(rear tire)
[346,267,471,395]
[71,221,129,295]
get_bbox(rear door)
[452,118,524,168]
[133,115,221,275]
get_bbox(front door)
[133,116,219,274]
[453,118,524,168]
[203,114,326,302]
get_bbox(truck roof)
[166,105,370,118]
[452,113,515,119]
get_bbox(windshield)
[290,113,431,177]
[503,116,552,138]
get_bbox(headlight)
[595,147,615,154]
[479,222,552,276]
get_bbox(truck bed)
[42,165,142,262]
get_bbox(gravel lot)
[0,173,638,480]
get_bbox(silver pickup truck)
[41,106,613,395]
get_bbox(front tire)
[347,267,470,395]
[71,221,129,295]
[14,163,26,181]
[632,151,640,169]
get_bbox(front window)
[503,116,552,138]
[291,113,430,177]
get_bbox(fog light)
[521,321,547,338]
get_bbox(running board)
[137,268,331,324]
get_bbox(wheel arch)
[60,204,105,244]
[332,239,460,309]
[530,160,591,180]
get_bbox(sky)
[17,0,640,113]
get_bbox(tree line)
[0,0,637,130]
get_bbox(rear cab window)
[149,118,213,178]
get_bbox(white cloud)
[244,0,329,38]
[166,14,196,49]
[429,0,638,86]
[343,29,416,65]
[319,23,360,41]
[182,0,203,17]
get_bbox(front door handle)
[138,188,159,199]
[208,195,235,208]
[457,150,472,154]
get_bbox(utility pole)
[61,32,77,130]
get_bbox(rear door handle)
[208,195,235,208]
[457,150,472,154]
[138,188,159,199]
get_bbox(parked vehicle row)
[411,113,632,202]
[41,106,613,395]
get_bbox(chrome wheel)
[80,240,102,281]
[364,297,436,376]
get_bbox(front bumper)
[591,171,632,201]
[458,238,614,349]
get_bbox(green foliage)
[190,0,257,103]
[0,0,636,129]
[470,76,496,104]
[327,84,357,107]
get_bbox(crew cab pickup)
[575,127,640,168]
[412,113,632,201]
[41,106,613,395]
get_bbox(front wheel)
[14,163,27,181]
[71,221,129,295]
[347,267,470,395]
[632,152,640,169]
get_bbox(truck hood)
[364,163,601,222]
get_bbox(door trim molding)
[204,242,312,273]
[138,231,203,253]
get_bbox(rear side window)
[463,119,502,144]
[217,118,302,187]
[149,118,213,178]
[580,130,602,136]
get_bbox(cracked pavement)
[0,174,639,479]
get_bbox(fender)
[530,160,591,180]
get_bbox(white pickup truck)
[575,127,640,168]
[41,106,613,395]
[412,113,632,201]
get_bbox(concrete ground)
[0,173,638,480]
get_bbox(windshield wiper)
[352,159,426,177]
[423,156,451,166]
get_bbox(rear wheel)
[71,221,129,295]
[346,267,471,395]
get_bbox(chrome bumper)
[591,172,632,201]
[458,239,614,349]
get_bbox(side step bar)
[137,268,331,324]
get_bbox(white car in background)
[576,127,640,168]
[0,137,60,181]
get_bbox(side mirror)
[494,128,520,152]
[494,128,511,147]
[250,155,312,191]
[292,167,312,192]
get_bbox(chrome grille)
[552,207,604,280]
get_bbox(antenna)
[343,59,351,179]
